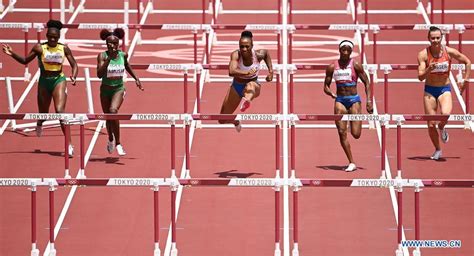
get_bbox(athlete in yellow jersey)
[3,20,78,157]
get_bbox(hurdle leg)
[5,77,17,130]
[153,185,161,256]
[64,120,71,179]
[291,171,300,256]
[395,184,403,256]
[170,171,179,256]
[274,171,281,256]
[413,185,422,256]
[30,182,40,256]
[48,182,57,256]
[78,120,86,179]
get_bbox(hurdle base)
[78,169,86,179]
[395,244,403,256]
[413,247,421,256]
[48,243,56,256]
[274,242,281,256]
[292,243,299,256]
[170,242,178,256]
[64,169,71,179]
[154,243,161,256]
[31,244,39,256]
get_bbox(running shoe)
[107,138,115,154]
[345,163,357,172]
[36,124,43,137]
[430,150,442,160]
[116,144,126,156]
[440,128,449,143]
[234,121,242,133]
[240,99,251,112]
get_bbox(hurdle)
[0,113,75,178]
[73,113,181,179]
[369,24,474,64]
[392,114,474,176]
[2,175,471,256]
[287,175,474,256]
[0,22,32,81]
[379,64,471,115]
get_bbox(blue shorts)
[231,80,260,98]
[335,95,361,109]
[424,84,451,99]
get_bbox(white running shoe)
[107,138,115,154]
[68,144,74,158]
[116,144,126,156]
[345,163,357,172]
[36,124,43,137]
[440,128,449,143]
[430,150,442,160]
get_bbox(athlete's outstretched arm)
[2,43,41,65]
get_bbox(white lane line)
[350,0,409,255]
[162,0,219,254]
[42,121,105,255]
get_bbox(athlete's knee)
[352,131,361,139]
[440,109,451,115]
[427,121,437,128]
[337,129,348,139]
[109,108,118,114]
[55,105,65,113]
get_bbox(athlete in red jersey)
[417,26,471,160]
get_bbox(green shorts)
[39,74,66,94]
[100,84,125,100]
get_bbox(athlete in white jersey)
[323,40,372,172]
[219,30,274,132]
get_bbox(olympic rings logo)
[433,180,444,186]
[67,179,78,185]
[312,180,321,186]
[190,180,200,185]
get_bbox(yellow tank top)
[39,43,65,72]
